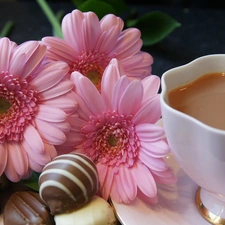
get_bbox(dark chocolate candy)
[3,191,54,225]
[39,153,99,215]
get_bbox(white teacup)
[160,54,225,224]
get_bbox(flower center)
[72,51,111,91]
[0,72,39,143]
[0,98,10,114]
[86,70,101,86]
[107,135,118,147]
[82,111,140,168]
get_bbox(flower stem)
[0,21,14,37]
[36,0,63,38]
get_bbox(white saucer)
[112,153,211,225]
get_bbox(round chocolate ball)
[38,153,99,215]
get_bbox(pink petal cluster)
[0,37,77,182]
[42,9,153,90]
[0,8,176,205]
[62,58,177,204]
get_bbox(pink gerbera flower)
[0,37,77,182]
[42,9,153,90]
[65,58,177,204]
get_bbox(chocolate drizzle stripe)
[55,154,98,180]
[39,180,76,203]
[40,168,88,201]
[45,159,95,189]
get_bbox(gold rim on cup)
[195,187,225,225]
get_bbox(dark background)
[0,0,225,78]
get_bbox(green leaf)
[22,172,40,191]
[126,11,181,46]
[52,10,65,37]
[36,0,63,38]
[78,0,116,19]
[0,21,14,37]
[71,0,86,6]
[102,0,128,15]
[73,0,128,15]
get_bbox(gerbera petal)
[4,159,21,182]
[7,141,28,177]
[68,116,88,131]
[135,123,165,141]
[71,92,93,120]
[132,95,161,125]
[142,75,160,98]
[119,166,137,202]
[139,150,169,171]
[10,52,26,78]
[151,167,177,184]
[112,75,130,109]
[48,121,71,133]
[70,71,84,95]
[40,79,74,100]
[13,41,46,79]
[111,29,142,58]
[101,59,121,108]
[0,143,7,175]
[131,162,157,198]
[113,173,131,203]
[71,73,106,116]
[28,157,44,172]
[62,9,86,51]
[23,124,44,153]
[124,65,151,79]
[83,11,101,51]
[140,140,170,158]
[98,164,114,201]
[43,92,78,114]
[118,79,143,116]
[121,52,153,76]
[36,104,67,122]
[30,61,69,92]
[44,142,57,160]
[0,37,76,182]
[138,189,158,204]
[34,118,67,145]
[64,130,84,146]
[95,25,121,53]
[22,139,51,166]
[0,37,13,71]
[42,37,78,63]
[109,175,122,202]
[100,14,123,33]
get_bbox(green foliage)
[78,0,116,19]
[37,0,63,38]
[126,11,181,46]
[73,0,128,16]
[0,21,14,37]
[36,0,181,45]
[73,0,181,46]
[22,172,40,191]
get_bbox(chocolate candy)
[3,191,54,225]
[39,153,99,215]
[54,195,118,225]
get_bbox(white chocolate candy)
[54,195,118,225]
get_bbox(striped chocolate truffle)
[38,153,99,215]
